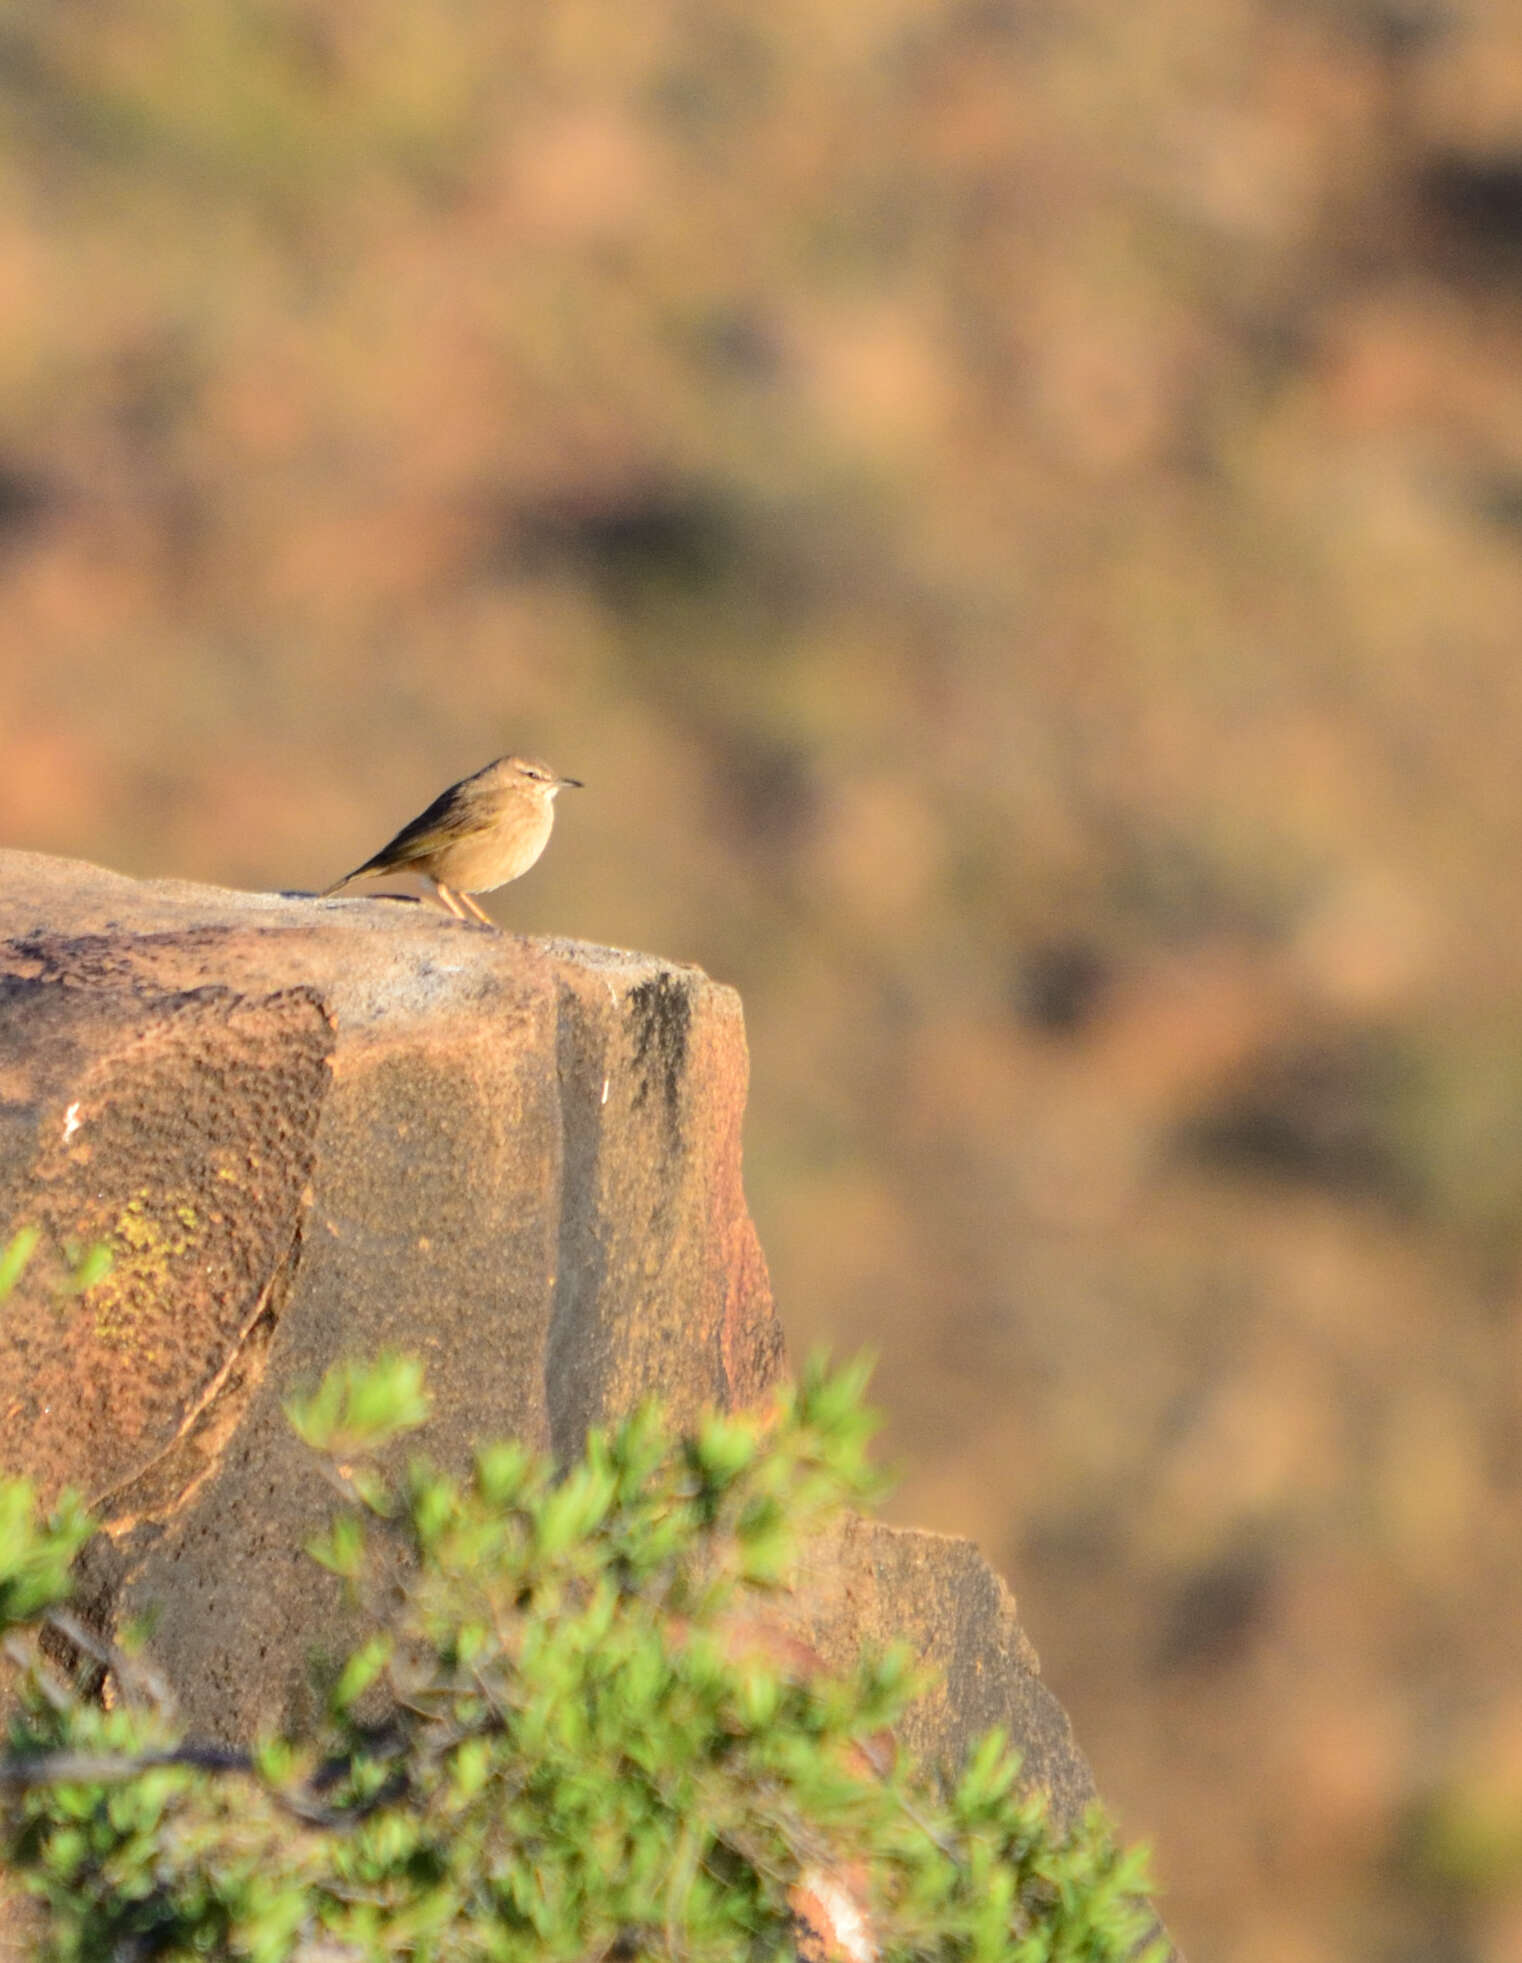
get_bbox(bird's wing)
[347,780,482,877]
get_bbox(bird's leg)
[432,880,496,928]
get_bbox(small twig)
[0,1743,249,1789]
[855,1735,961,1863]
[44,1610,176,1716]
[0,1738,408,1833]
[2,1633,73,1714]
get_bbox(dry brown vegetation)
[5,3,1522,1957]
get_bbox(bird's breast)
[442,801,556,891]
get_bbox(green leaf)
[305,1512,366,1579]
[65,1242,114,1295]
[285,1354,430,1456]
[0,1481,94,1628]
[0,1224,40,1301]
[331,1634,393,1713]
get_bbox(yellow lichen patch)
[85,1188,212,1346]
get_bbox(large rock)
[0,848,1108,1854]
[0,848,779,1740]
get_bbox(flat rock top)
[0,847,692,1021]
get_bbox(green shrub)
[0,1356,1164,1962]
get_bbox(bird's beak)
[559,776,584,790]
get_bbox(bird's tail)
[318,872,355,897]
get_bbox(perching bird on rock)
[321,755,582,925]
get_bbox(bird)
[320,755,583,925]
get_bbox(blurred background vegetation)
[4,1,1522,1956]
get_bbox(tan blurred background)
[7,2,1522,1955]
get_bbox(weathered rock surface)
[0,847,1111,1864]
[0,848,779,1740]
[791,1515,1099,1821]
